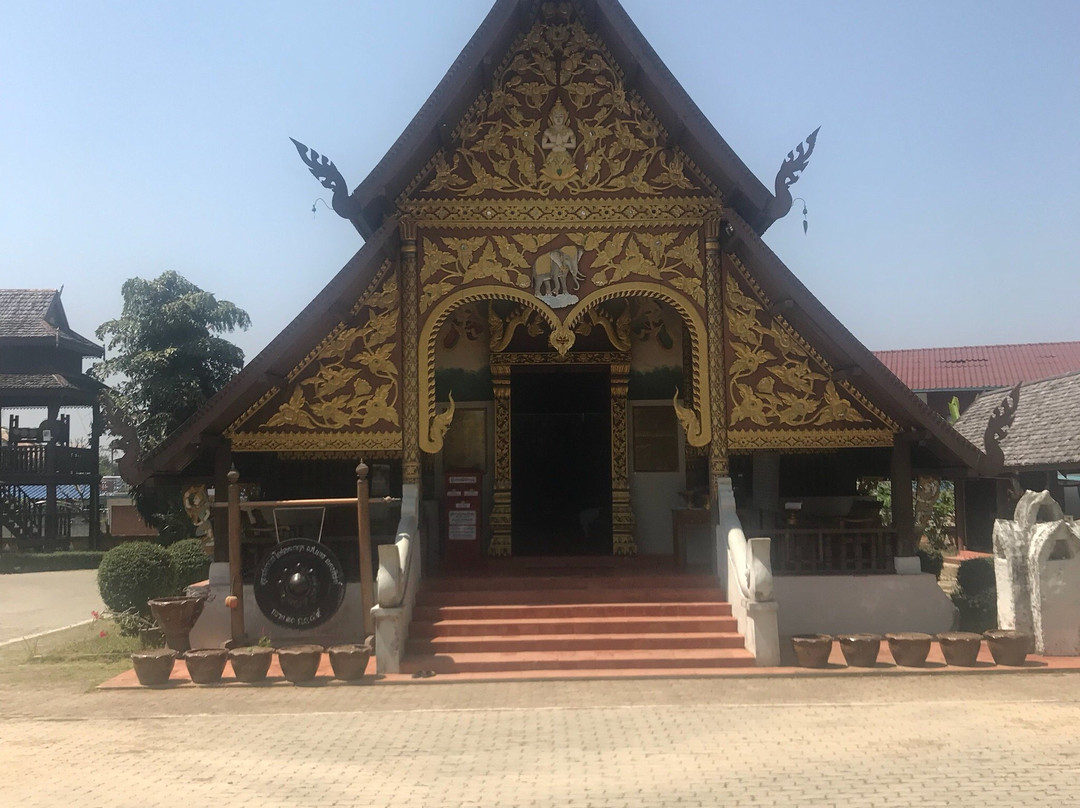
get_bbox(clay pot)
[147,596,205,653]
[228,646,274,683]
[131,648,176,686]
[937,632,983,666]
[791,634,833,668]
[328,644,372,681]
[984,630,1033,666]
[885,632,933,667]
[184,648,228,684]
[278,645,324,683]
[837,634,881,667]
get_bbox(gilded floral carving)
[417,15,707,199]
[725,268,888,434]
[419,230,703,313]
[245,268,401,435]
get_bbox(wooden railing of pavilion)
[746,528,899,575]
[0,445,96,476]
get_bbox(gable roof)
[342,0,776,238]
[875,342,1080,393]
[133,0,990,482]
[0,289,104,357]
[953,371,1080,471]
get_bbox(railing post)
[356,461,374,638]
[227,468,245,645]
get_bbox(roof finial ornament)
[765,127,820,222]
[289,138,362,221]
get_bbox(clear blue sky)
[2,0,1078,372]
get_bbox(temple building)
[130,0,992,669]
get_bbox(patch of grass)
[0,620,140,693]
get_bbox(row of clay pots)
[791,629,1034,669]
[131,644,372,686]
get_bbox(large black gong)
[254,538,346,629]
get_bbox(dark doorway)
[511,367,611,555]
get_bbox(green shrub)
[0,551,104,574]
[917,548,944,579]
[952,556,997,633]
[167,538,211,589]
[97,541,177,615]
[956,556,995,594]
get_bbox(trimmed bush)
[952,556,997,633]
[917,548,944,579]
[167,538,211,589]
[0,551,104,574]
[97,541,178,615]
[956,556,995,594]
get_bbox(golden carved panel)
[728,429,896,450]
[724,258,897,445]
[229,432,402,453]
[411,10,712,201]
[419,230,704,314]
[227,261,403,449]
[401,196,722,229]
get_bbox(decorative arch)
[418,285,562,453]
[565,283,711,447]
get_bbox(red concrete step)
[416,587,727,607]
[412,601,733,621]
[407,631,746,654]
[423,573,719,592]
[399,647,756,674]
[409,615,738,637]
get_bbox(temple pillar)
[891,434,916,556]
[89,400,101,549]
[705,219,729,499]
[751,451,781,531]
[610,360,635,555]
[489,363,511,556]
[212,441,232,563]
[399,217,420,487]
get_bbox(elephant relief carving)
[533,245,584,309]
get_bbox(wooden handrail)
[212,496,400,509]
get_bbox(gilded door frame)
[488,350,633,557]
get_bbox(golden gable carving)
[413,13,710,200]
[226,262,403,448]
[725,259,897,438]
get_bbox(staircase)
[0,484,45,544]
[399,559,755,675]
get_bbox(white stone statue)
[993,490,1080,655]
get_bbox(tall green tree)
[91,272,250,541]
[91,271,251,451]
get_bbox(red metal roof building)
[874,342,1080,418]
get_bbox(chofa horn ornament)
[672,389,708,447]
[428,391,456,453]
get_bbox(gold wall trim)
[728,429,896,450]
[275,450,400,460]
[401,197,722,228]
[230,431,402,453]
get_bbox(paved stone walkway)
[2,673,1079,806]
